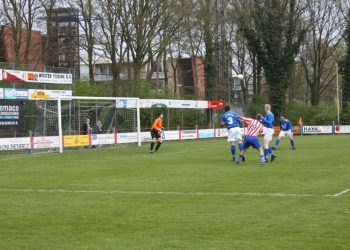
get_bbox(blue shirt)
[261,111,274,128]
[280,119,294,132]
[221,111,241,130]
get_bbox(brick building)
[0,26,43,70]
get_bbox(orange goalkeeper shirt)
[152,118,163,131]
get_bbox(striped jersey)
[240,116,264,137]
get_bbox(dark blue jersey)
[221,111,241,130]
[280,119,293,132]
[261,111,274,128]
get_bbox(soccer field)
[0,135,349,249]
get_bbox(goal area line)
[0,188,349,198]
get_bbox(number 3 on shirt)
[227,117,234,125]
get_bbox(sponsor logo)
[303,127,322,133]
[4,88,28,100]
[30,91,49,99]
[0,143,28,151]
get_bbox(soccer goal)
[56,96,141,153]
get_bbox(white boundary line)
[333,189,350,197]
[0,188,348,198]
[0,146,208,162]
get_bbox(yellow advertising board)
[30,90,49,99]
[64,135,89,147]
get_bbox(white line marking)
[0,147,208,162]
[334,188,350,197]
[0,188,339,198]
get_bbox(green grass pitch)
[0,135,349,249]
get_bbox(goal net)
[24,96,140,154]
[58,96,141,153]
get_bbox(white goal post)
[57,96,141,153]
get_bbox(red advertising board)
[208,100,224,109]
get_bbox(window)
[58,54,66,62]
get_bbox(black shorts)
[151,129,161,139]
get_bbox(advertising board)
[0,69,72,84]
[0,100,24,128]
[64,135,89,147]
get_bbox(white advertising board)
[181,130,197,140]
[139,99,208,109]
[0,137,30,151]
[336,125,350,134]
[163,130,180,140]
[215,128,228,138]
[303,126,332,134]
[168,100,208,109]
[196,101,209,109]
[91,134,115,145]
[0,69,72,84]
[198,129,215,139]
[33,136,59,149]
[117,132,138,144]
[141,131,152,142]
[139,99,170,108]
[115,99,138,109]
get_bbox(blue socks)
[231,144,244,161]
[264,148,269,161]
[274,139,280,148]
[264,147,275,161]
[290,139,295,147]
[231,145,236,160]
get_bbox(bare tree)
[0,0,41,67]
[118,0,179,96]
[68,0,98,82]
[97,0,125,96]
[300,0,345,105]
[21,0,38,65]
[37,0,58,68]
[1,0,26,65]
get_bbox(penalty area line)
[0,188,342,198]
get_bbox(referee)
[150,112,163,153]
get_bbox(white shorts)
[264,128,274,142]
[279,130,293,137]
[227,127,242,142]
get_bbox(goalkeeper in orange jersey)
[150,112,164,153]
